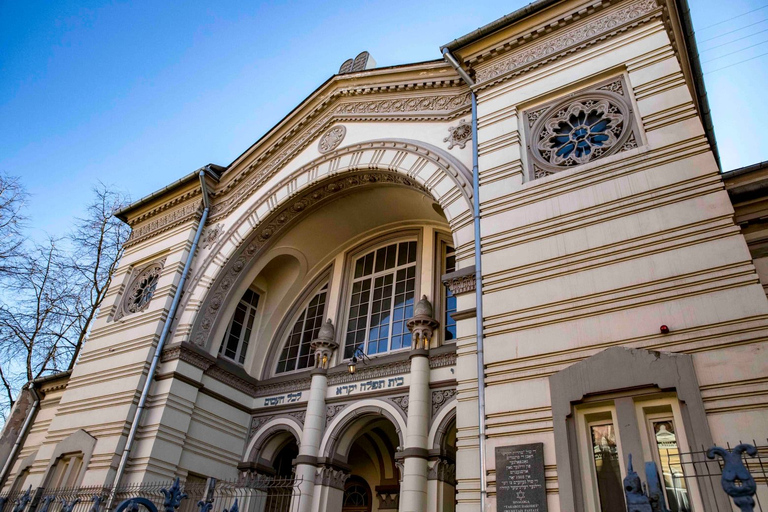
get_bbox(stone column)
[399,296,439,512]
[292,319,337,512]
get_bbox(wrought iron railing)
[0,476,301,512]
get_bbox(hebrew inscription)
[495,443,548,512]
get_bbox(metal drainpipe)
[0,383,39,487]
[442,48,488,512]
[107,170,211,506]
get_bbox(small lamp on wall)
[347,346,371,375]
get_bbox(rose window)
[128,272,160,313]
[538,99,624,166]
[526,79,636,178]
[114,259,165,320]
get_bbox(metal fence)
[672,441,768,512]
[626,440,768,512]
[0,477,301,512]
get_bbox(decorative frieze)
[475,0,659,86]
[125,201,202,248]
[209,91,470,223]
[429,350,457,369]
[328,359,411,386]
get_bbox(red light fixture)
[660,325,670,334]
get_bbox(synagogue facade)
[2,0,767,511]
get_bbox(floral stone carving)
[444,120,471,150]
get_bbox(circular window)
[529,90,633,174]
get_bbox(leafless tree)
[65,184,130,368]
[0,183,129,419]
[0,240,80,410]
[0,173,27,278]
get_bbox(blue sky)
[1,0,767,239]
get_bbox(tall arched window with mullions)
[276,284,328,374]
[219,288,260,365]
[344,240,417,359]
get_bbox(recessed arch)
[320,400,406,463]
[183,139,473,351]
[429,401,457,452]
[244,417,303,468]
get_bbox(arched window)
[342,477,371,512]
[344,240,417,359]
[276,284,328,374]
[219,288,260,364]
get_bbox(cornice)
[124,199,203,248]
[472,0,661,90]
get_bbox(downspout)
[108,169,211,502]
[442,48,488,512]
[0,384,39,487]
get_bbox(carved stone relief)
[317,125,346,154]
[326,404,347,427]
[431,389,457,417]
[524,76,639,179]
[444,120,472,150]
[201,223,224,250]
[390,396,409,417]
[125,200,202,248]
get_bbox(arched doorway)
[243,424,301,512]
[319,403,405,512]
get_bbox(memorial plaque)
[495,443,548,512]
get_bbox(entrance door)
[342,477,372,512]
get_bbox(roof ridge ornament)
[339,51,377,74]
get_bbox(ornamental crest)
[318,125,346,154]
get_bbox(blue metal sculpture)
[12,487,31,512]
[114,497,157,512]
[222,499,238,512]
[624,455,653,512]
[36,496,55,512]
[60,498,80,512]
[114,478,187,512]
[644,462,670,512]
[160,478,187,512]
[89,495,102,512]
[195,500,212,512]
[707,444,758,512]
